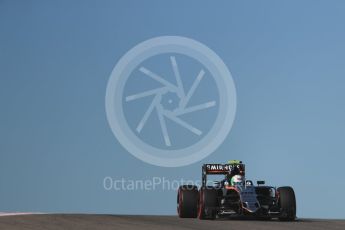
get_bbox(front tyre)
[278,186,296,221]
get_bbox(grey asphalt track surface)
[0,215,345,230]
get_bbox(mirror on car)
[257,180,265,185]
[246,180,253,186]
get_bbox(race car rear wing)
[202,162,245,187]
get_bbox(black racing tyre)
[198,187,218,220]
[177,185,199,218]
[278,186,296,221]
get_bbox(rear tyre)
[198,187,218,220]
[278,186,296,221]
[177,185,199,218]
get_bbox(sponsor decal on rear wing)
[204,164,231,174]
[203,163,245,175]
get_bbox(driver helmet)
[230,175,244,186]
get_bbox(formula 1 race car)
[177,160,296,221]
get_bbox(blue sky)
[1,0,345,218]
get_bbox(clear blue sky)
[1,0,345,219]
